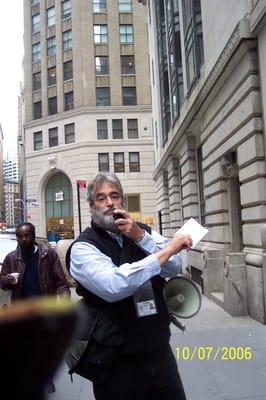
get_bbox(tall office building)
[23,0,155,239]
[0,125,4,223]
[3,158,19,183]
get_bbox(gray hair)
[87,172,124,207]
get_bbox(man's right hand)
[0,274,17,287]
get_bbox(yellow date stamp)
[176,346,253,361]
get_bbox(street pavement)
[48,294,266,400]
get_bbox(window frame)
[121,55,135,75]
[47,7,55,27]
[93,0,107,13]
[98,153,109,172]
[33,101,42,119]
[48,96,57,115]
[64,91,74,111]
[114,152,125,173]
[33,131,43,151]
[63,30,72,51]
[122,87,137,105]
[97,119,108,140]
[32,42,41,62]
[127,119,138,139]
[32,13,40,34]
[64,123,75,144]
[112,119,123,139]
[95,56,109,75]
[33,71,41,91]
[119,25,133,44]
[48,127,58,147]
[94,25,108,44]
[129,152,140,172]
[62,0,71,20]
[118,0,132,13]
[96,87,110,106]
[48,66,56,86]
[63,60,73,81]
[47,36,56,56]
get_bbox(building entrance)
[45,172,74,241]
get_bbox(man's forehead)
[95,182,119,194]
[17,226,32,234]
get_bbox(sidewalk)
[49,295,266,400]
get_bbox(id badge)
[133,281,158,317]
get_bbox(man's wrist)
[135,229,145,243]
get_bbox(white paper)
[176,218,208,248]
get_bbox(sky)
[0,1,24,159]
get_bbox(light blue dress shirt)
[70,229,182,302]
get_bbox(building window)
[129,152,140,172]
[93,0,107,12]
[114,153,125,173]
[47,7,55,27]
[121,55,135,74]
[127,119,138,138]
[64,91,74,111]
[65,123,75,144]
[118,0,132,13]
[47,36,56,56]
[63,60,73,80]
[32,0,39,4]
[112,119,123,139]
[33,101,42,119]
[95,56,109,75]
[32,14,40,34]
[119,25,133,43]
[182,0,204,90]
[48,66,56,86]
[125,194,140,214]
[96,87,110,106]
[32,43,40,62]
[48,96,57,115]
[63,30,72,50]
[62,0,71,19]
[48,127,58,147]
[33,131,42,150]
[122,87,136,105]
[97,120,108,139]
[98,153,109,172]
[94,25,108,44]
[33,72,41,91]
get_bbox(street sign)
[77,180,87,188]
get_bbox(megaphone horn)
[163,276,202,319]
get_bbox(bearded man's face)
[91,182,124,233]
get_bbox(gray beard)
[92,208,120,234]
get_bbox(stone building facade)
[142,0,266,323]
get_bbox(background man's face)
[16,226,34,248]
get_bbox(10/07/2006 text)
[176,346,253,361]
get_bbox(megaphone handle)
[170,314,186,332]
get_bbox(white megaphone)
[163,276,202,331]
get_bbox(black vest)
[67,222,171,354]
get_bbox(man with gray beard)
[68,172,192,400]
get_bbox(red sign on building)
[77,180,87,188]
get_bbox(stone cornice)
[24,105,152,129]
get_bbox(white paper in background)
[176,218,208,248]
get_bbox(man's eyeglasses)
[94,193,121,203]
